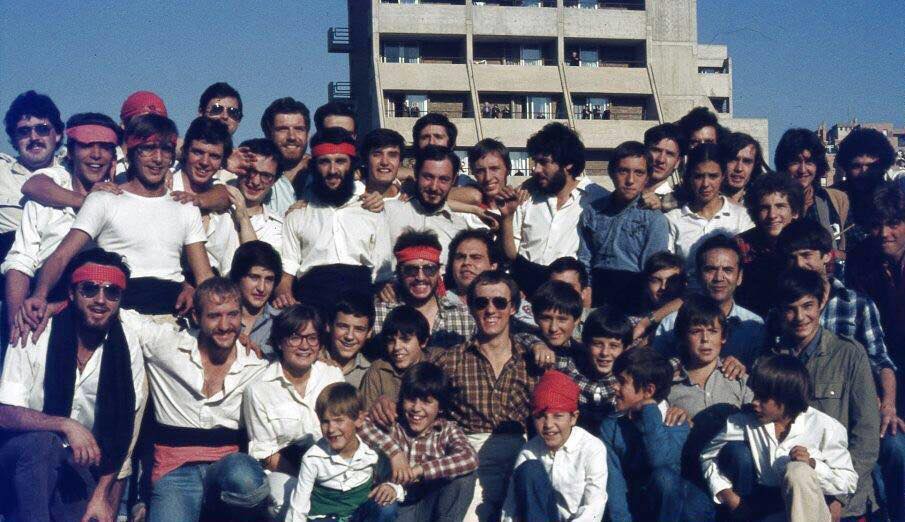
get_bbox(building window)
[576,96,610,120]
[527,96,552,119]
[520,45,543,66]
[510,151,531,176]
[383,42,419,63]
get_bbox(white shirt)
[0,152,60,234]
[281,184,393,282]
[242,360,344,460]
[268,175,298,217]
[207,205,284,276]
[73,190,207,282]
[512,177,609,265]
[171,169,235,272]
[501,425,607,522]
[700,407,858,502]
[665,195,754,272]
[287,436,405,522]
[384,198,481,267]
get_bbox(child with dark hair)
[360,305,429,408]
[326,291,376,388]
[701,355,857,522]
[359,363,478,522]
[530,280,583,356]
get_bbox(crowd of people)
[0,85,902,522]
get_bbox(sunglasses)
[207,104,243,121]
[76,281,124,302]
[400,263,439,278]
[14,123,53,140]
[472,296,510,310]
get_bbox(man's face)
[367,146,401,187]
[194,295,241,353]
[70,142,115,185]
[270,113,309,162]
[781,294,823,344]
[588,337,624,375]
[873,221,905,261]
[684,319,725,366]
[451,238,496,293]
[280,321,321,374]
[646,267,681,306]
[535,309,577,349]
[238,155,279,205]
[202,96,242,135]
[785,150,818,189]
[416,159,456,210]
[417,124,450,149]
[470,282,515,338]
[184,140,225,186]
[399,260,440,302]
[402,396,440,436]
[12,115,60,170]
[614,372,650,412]
[611,155,648,202]
[323,115,356,136]
[689,126,718,149]
[726,144,757,191]
[315,153,353,191]
[132,142,176,188]
[845,154,881,180]
[756,192,798,238]
[532,410,577,452]
[788,248,831,278]
[472,152,508,199]
[699,248,742,304]
[531,154,568,195]
[648,138,680,182]
[329,312,371,362]
[690,160,723,205]
[70,279,123,331]
[386,332,425,371]
[238,265,276,310]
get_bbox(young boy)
[360,305,429,408]
[599,348,713,522]
[325,292,375,388]
[359,362,478,522]
[700,355,858,522]
[530,280,584,356]
[501,370,608,522]
[287,383,401,522]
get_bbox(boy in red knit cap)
[500,370,608,522]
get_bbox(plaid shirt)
[358,418,478,482]
[822,278,896,374]
[374,295,475,349]
[556,353,617,431]
[429,333,544,434]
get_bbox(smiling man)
[360,128,405,199]
[260,97,311,215]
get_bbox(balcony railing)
[564,0,644,9]
[386,107,474,118]
[328,27,350,53]
[474,1,556,6]
[575,106,613,120]
[472,58,558,66]
[480,108,566,120]
[381,56,467,64]
[328,82,351,101]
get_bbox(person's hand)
[828,499,843,522]
[531,343,557,369]
[81,494,115,522]
[360,192,385,213]
[174,283,194,316]
[239,333,264,359]
[171,191,200,206]
[22,296,48,330]
[227,146,255,175]
[879,401,904,437]
[377,281,397,304]
[369,395,398,429]
[225,185,249,220]
[720,356,747,380]
[397,191,412,203]
[640,191,662,210]
[286,199,308,215]
[272,288,298,309]
[496,186,520,219]
[632,317,652,341]
[789,445,815,468]
[368,483,397,505]
[410,464,424,483]
[664,406,689,427]
[62,418,101,467]
[716,488,741,512]
[90,181,122,195]
[390,452,415,485]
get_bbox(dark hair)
[744,171,805,222]
[124,114,179,167]
[643,122,687,156]
[581,306,633,347]
[548,256,589,289]
[869,181,905,227]
[310,126,357,153]
[467,269,521,312]
[674,294,728,358]
[412,112,457,148]
[777,218,833,256]
[382,305,430,346]
[65,112,122,146]
[530,280,582,320]
[612,348,673,402]
[468,138,511,172]
[720,132,768,187]
[65,248,132,287]
[229,241,282,283]
[331,290,376,328]
[239,137,280,160]
[684,142,726,193]
[269,303,324,351]
[359,128,405,157]
[315,382,363,420]
[261,97,310,138]
[198,82,242,114]
[398,362,452,412]
[180,117,233,168]
[749,354,811,420]
[609,140,653,177]
[394,228,442,256]
[414,145,461,177]
[676,107,726,144]
[694,234,742,275]
[774,128,829,183]
[643,251,685,277]
[836,127,896,175]
[445,229,502,289]
[314,102,356,133]
[526,122,586,177]
[775,267,826,306]
[5,90,64,146]
[194,277,240,314]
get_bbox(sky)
[1,0,902,165]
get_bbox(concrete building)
[328,0,768,177]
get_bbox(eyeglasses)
[207,104,243,121]
[472,296,510,310]
[14,123,53,140]
[135,143,176,158]
[286,332,321,347]
[400,263,439,278]
[76,281,124,302]
[245,169,277,184]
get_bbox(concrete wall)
[565,66,653,95]
[561,8,646,40]
[379,63,471,91]
[472,5,558,37]
[720,116,770,157]
[473,64,563,93]
[698,73,731,98]
[481,118,569,146]
[574,119,658,149]
[378,3,467,35]
[384,116,480,147]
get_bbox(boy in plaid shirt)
[360,362,478,522]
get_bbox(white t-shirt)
[73,190,207,282]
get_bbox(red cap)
[120,91,168,122]
[531,370,580,415]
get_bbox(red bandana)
[396,246,446,296]
[71,263,128,290]
[311,142,357,158]
[65,125,118,146]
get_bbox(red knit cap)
[120,91,168,122]
[531,370,580,415]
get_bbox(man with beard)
[640,123,685,212]
[676,106,726,150]
[0,249,146,522]
[274,128,392,312]
[261,97,311,216]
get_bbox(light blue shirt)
[653,301,766,367]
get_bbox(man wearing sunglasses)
[198,82,256,182]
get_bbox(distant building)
[817,119,905,185]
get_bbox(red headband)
[531,370,580,415]
[71,263,128,290]
[311,142,357,158]
[125,133,177,151]
[395,246,441,265]
[66,125,119,146]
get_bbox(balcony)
[379,2,467,35]
[327,27,350,53]
[573,119,658,149]
[564,0,644,9]
[379,62,470,91]
[562,8,646,39]
[565,66,652,95]
[328,82,351,102]
[472,63,562,93]
[472,5,558,37]
[698,72,731,98]
[482,118,569,147]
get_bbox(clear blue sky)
[2,0,902,165]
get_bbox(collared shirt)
[384,198,483,268]
[242,360,345,460]
[665,196,755,276]
[512,177,609,265]
[555,354,617,426]
[653,302,766,367]
[0,152,60,234]
[207,204,284,276]
[340,352,372,389]
[358,358,406,409]
[701,407,857,502]
[822,278,896,374]
[247,304,279,356]
[667,359,753,419]
[501,426,608,522]
[287,436,404,522]
[578,194,670,275]
[267,175,297,217]
[429,333,543,434]
[374,295,475,349]
[281,185,392,282]
[734,228,785,317]
[359,417,478,482]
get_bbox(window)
[406,95,428,115]
[579,47,599,67]
[520,45,543,66]
[510,151,531,175]
[527,96,552,119]
[384,42,419,63]
[576,96,609,119]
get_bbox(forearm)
[653,298,683,322]
[21,174,85,209]
[5,270,31,327]
[0,404,68,433]
[879,367,896,406]
[101,474,125,511]
[499,216,518,261]
[196,185,230,212]
[235,215,258,244]
[32,253,68,299]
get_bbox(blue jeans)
[606,464,714,522]
[320,500,398,522]
[874,431,905,522]
[148,452,269,522]
[511,460,558,521]
[397,473,475,522]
